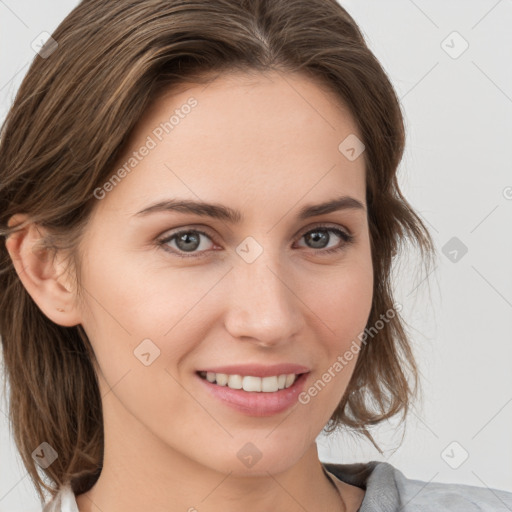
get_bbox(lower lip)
[196,372,309,417]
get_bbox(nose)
[222,252,305,348]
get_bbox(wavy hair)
[0,0,435,504]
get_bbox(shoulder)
[323,460,512,511]
[42,483,79,512]
[390,462,512,511]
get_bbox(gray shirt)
[324,460,512,511]
[43,460,512,511]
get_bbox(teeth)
[261,376,278,392]
[285,374,296,388]
[201,372,299,392]
[243,376,262,392]
[228,374,243,389]
[215,373,228,386]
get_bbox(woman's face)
[75,70,373,476]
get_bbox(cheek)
[82,244,226,336]
[310,254,373,345]
[310,262,373,394]
[78,248,231,390]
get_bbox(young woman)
[1,1,511,511]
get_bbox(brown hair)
[0,0,435,505]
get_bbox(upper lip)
[197,363,311,378]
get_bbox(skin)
[6,70,372,512]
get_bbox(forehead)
[94,70,366,220]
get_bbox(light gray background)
[1,0,511,510]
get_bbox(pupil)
[306,230,328,249]
[177,232,200,252]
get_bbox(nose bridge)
[224,244,303,344]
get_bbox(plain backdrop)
[1,0,511,510]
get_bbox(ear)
[5,213,82,327]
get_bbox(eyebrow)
[133,195,366,223]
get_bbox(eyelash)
[156,223,355,259]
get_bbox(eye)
[294,224,354,255]
[157,228,216,258]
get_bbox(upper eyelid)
[296,222,352,237]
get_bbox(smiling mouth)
[197,370,306,393]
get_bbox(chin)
[202,438,305,477]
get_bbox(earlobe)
[5,214,82,327]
